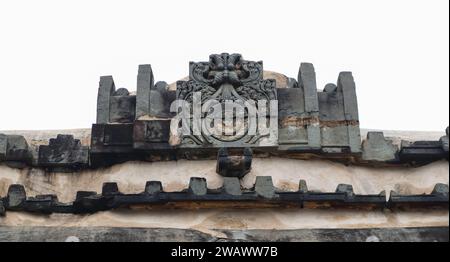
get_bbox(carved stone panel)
[174,53,278,148]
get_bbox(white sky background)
[0,0,448,131]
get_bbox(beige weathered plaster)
[0,158,448,230]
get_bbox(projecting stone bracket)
[216,148,252,178]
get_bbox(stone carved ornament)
[175,53,277,146]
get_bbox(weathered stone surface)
[135,64,154,119]
[0,200,5,216]
[188,177,207,196]
[440,127,449,153]
[75,191,97,202]
[278,63,321,151]
[109,91,136,123]
[298,180,308,193]
[133,120,172,150]
[96,76,115,124]
[0,226,449,242]
[432,183,449,196]
[216,148,252,178]
[222,177,242,196]
[0,134,6,161]
[145,181,163,195]
[38,134,89,169]
[176,53,278,148]
[336,184,354,197]
[102,182,120,196]
[96,75,136,124]
[317,72,361,153]
[2,135,31,163]
[298,63,319,115]
[0,226,447,242]
[90,124,137,167]
[362,132,398,162]
[255,176,275,198]
[6,184,26,209]
[399,140,447,163]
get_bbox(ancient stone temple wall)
[0,53,448,241]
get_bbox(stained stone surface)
[222,177,242,196]
[38,134,89,168]
[0,226,447,242]
[362,132,398,162]
[145,181,163,195]
[440,127,449,153]
[255,176,275,198]
[6,184,26,209]
[188,177,207,196]
[216,148,252,178]
[0,134,31,164]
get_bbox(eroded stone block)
[0,200,5,216]
[0,134,31,165]
[133,120,172,150]
[145,181,163,195]
[38,134,89,169]
[299,180,308,193]
[102,182,120,196]
[255,176,275,198]
[6,184,26,209]
[222,177,242,196]
[432,183,449,196]
[440,127,449,153]
[189,177,207,196]
[0,134,6,161]
[96,75,136,124]
[216,148,252,178]
[362,132,398,162]
[336,184,354,197]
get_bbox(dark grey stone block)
[96,75,136,124]
[216,148,252,178]
[336,184,354,197]
[399,140,447,163]
[317,72,361,154]
[298,63,319,113]
[0,226,447,242]
[96,76,115,124]
[6,184,26,208]
[133,120,172,150]
[188,177,207,196]
[337,72,359,121]
[145,181,163,195]
[109,92,136,123]
[38,134,89,169]
[255,176,275,198]
[4,135,31,162]
[0,200,5,216]
[75,191,97,201]
[102,183,120,196]
[440,127,449,153]
[298,180,308,193]
[0,134,6,161]
[222,177,242,196]
[136,64,154,119]
[277,62,321,151]
[362,132,398,162]
[432,183,449,196]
